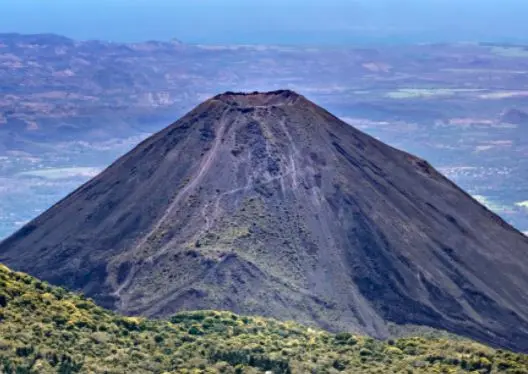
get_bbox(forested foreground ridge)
[1,263,527,374]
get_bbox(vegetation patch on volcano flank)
[1,263,528,374]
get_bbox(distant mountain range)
[2,90,528,352]
[2,32,528,145]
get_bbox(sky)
[2,0,528,45]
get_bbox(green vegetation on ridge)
[1,263,528,374]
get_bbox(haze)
[2,0,528,45]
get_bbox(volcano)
[2,90,528,351]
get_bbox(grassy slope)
[0,264,527,374]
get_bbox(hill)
[2,263,528,373]
[500,108,528,125]
[1,90,528,351]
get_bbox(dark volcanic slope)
[2,90,528,351]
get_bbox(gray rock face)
[2,90,528,351]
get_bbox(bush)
[15,345,34,357]
[0,292,8,307]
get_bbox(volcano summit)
[2,90,528,351]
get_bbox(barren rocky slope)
[1,90,528,351]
